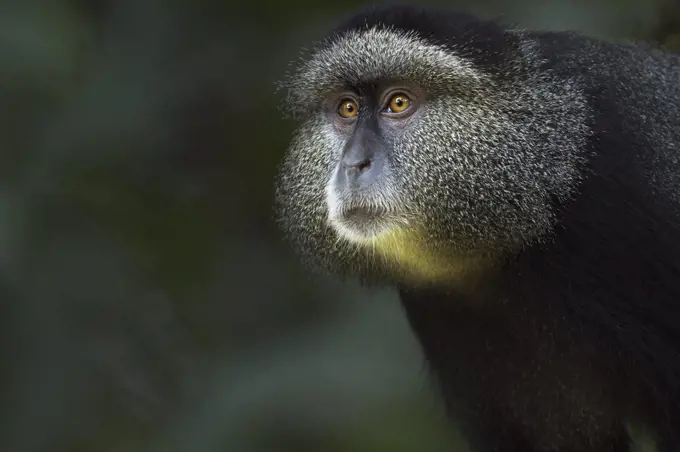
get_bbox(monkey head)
[275,11,590,286]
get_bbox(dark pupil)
[345,103,354,112]
[395,98,403,106]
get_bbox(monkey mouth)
[330,203,402,241]
[340,205,389,223]
[325,183,407,242]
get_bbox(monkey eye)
[385,93,412,114]
[337,99,359,118]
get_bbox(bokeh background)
[0,1,678,451]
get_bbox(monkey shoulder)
[520,30,680,212]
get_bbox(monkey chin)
[328,212,479,287]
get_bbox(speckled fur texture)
[275,4,680,452]
[276,11,590,282]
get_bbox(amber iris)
[338,99,359,118]
[388,93,411,113]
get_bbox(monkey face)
[323,85,422,244]
[275,26,589,284]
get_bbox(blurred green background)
[0,1,678,451]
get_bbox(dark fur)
[331,4,517,72]
[278,4,680,451]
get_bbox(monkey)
[274,3,680,452]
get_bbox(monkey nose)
[337,153,383,192]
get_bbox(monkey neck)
[366,226,507,288]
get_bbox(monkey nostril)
[345,158,372,173]
[357,159,372,172]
